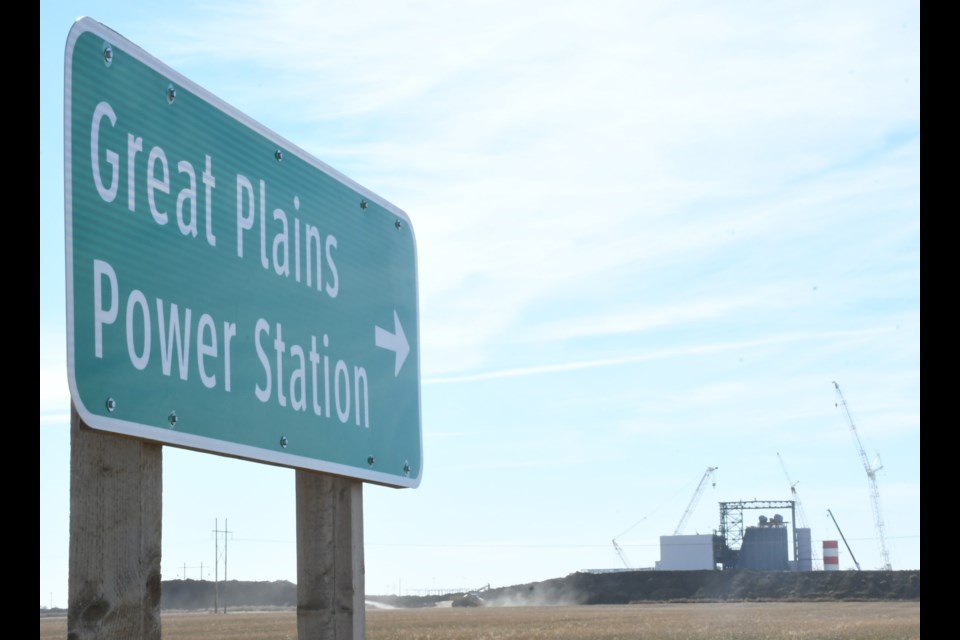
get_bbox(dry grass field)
[39,601,920,640]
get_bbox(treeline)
[161,579,297,610]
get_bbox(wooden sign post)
[68,405,163,640]
[67,406,367,639]
[296,472,365,638]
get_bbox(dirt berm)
[477,570,920,606]
[157,570,919,610]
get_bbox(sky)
[40,1,920,608]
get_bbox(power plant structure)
[602,386,890,574]
[604,460,855,574]
[656,499,813,571]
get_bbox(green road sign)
[65,18,421,487]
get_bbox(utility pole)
[212,518,233,613]
[213,518,219,613]
[224,519,232,613]
[179,562,204,581]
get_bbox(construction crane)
[611,512,650,570]
[833,381,892,570]
[611,539,631,569]
[776,452,810,529]
[611,510,656,569]
[674,466,718,535]
[827,508,861,571]
[777,453,822,569]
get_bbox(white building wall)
[659,534,715,570]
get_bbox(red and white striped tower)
[823,540,840,571]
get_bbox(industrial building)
[657,500,814,572]
[657,534,723,571]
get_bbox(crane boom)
[827,508,861,571]
[611,539,631,569]
[776,452,809,529]
[777,453,822,569]
[832,381,892,570]
[674,466,718,535]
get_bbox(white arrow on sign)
[374,310,410,377]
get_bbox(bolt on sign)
[65,18,422,487]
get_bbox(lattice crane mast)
[832,381,892,570]
[674,466,718,536]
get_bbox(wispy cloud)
[424,326,893,384]
[135,2,917,380]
